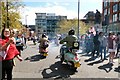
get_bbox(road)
[13,41,120,79]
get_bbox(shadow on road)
[41,61,76,79]
[24,54,46,62]
[98,63,113,73]
[84,56,97,62]
[87,60,103,66]
[114,66,120,73]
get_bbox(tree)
[1,0,24,30]
[57,19,90,35]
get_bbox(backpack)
[42,41,49,48]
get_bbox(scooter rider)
[39,34,49,53]
[60,29,78,54]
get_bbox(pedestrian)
[92,31,100,57]
[107,32,117,64]
[85,33,90,53]
[0,28,22,80]
[115,32,120,58]
[98,32,108,61]
[15,33,24,56]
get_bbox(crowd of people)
[84,31,120,64]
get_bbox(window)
[104,9,107,16]
[112,14,117,22]
[113,0,118,2]
[119,13,120,20]
[108,8,110,15]
[113,4,118,13]
[104,0,108,7]
[119,3,120,10]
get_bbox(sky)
[20,0,102,25]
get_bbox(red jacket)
[0,38,19,60]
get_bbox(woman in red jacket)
[0,28,22,80]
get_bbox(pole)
[6,0,9,28]
[25,15,28,28]
[78,0,80,40]
[0,1,2,32]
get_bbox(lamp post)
[78,0,80,40]
[25,15,28,28]
[0,1,2,32]
[6,0,9,28]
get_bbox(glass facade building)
[35,13,67,37]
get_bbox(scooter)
[60,43,81,71]
[39,47,48,58]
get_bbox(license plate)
[74,62,80,67]
[43,53,48,56]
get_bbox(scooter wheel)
[60,55,64,63]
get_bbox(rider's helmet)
[42,34,47,38]
[68,29,75,35]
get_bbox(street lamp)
[6,0,9,28]
[25,15,28,28]
[78,0,80,40]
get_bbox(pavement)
[13,41,120,79]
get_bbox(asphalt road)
[13,41,120,79]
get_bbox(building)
[28,25,35,32]
[81,11,95,26]
[102,0,120,33]
[35,13,67,37]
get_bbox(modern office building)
[35,13,67,37]
[28,25,35,32]
[102,0,120,33]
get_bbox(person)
[39,34,49,53]
[115,32,120,58]
[54,35,59,46]
[98,32,108,61]
[15,33,24,56]
[0,28,22,80]
[107,32,117,64]
[32,36,37,45]
[59,29,78,53]
[92,31,100,57]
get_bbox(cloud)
[20,0,102,25]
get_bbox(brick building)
[102,0,120,33]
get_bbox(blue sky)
[20,0,102,25]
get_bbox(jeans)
[99,46,107,59]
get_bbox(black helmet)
[42,34,46,38]
[68,29,75,35]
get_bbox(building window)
[119,13,120,20]
[113,4,118,13]
[113,0,119,2]
[108,8,110,15]
[104,9,107,16]
[113,14,117,22]
[119,3,120,10]
[104,0,108,7]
